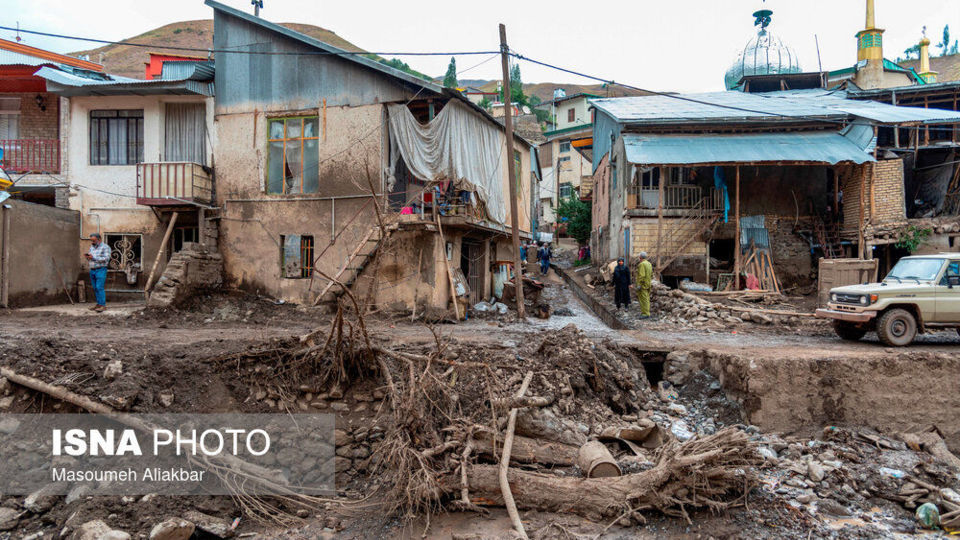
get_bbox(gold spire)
[918,28,938,83]
[865,0,875,30]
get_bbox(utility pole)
[500,24,526,319]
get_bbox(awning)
[622,130,875,166]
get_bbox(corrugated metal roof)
[35,66,213,97]
[0,49,52,67]
[205,0,444,95]
[158,61,215,81]
[622,131,875,166]
[591,90,960,126]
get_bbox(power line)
[0,24,498,58]
[509,51,959,133]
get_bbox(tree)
[555,196,591,245]
[528,95,550,125]
[938,25,951,56]
[478,97,492,111]
[900,44,921,61]
[443,57,458,88]
[499,63,528,107]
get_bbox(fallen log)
[453,428,759,522]
[472,430,578,467]
[578,441,621,478]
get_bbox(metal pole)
[500,23,526,319]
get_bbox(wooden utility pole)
[732,167,741,289]
[500,23,525,319]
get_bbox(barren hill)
[70,19,366,79]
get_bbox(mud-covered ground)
[0,285,958,539]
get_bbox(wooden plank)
[313,227,377,304]
[435,214,460,322]
[144,211,179,297]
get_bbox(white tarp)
[387,100,506,224]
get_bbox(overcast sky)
[4,0,959,93]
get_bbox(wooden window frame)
[89,109,144,166]
[267,115,320,195]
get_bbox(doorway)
[460,240,483,305]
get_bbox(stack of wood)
[743,245,781,293]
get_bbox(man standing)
[635,251,653,319]
[84,233,111,312]
[612,257,631,309]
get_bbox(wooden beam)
[655,167,665,268]
[435,214,460,322]
[144,211,179,297]
[499,23,525,319]
[733,166,741,289]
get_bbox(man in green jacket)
[635,252,653,319]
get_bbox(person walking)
[538,243,552,275]
[612,257,631,309]
[84,233,111,312]
[635,251,653,319]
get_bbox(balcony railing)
[0,139,60,174]
[627,185,725,212]
[136,162,212,206]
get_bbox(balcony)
[0,139,60,174]
[627,185,725,213]
[137,162,212,207]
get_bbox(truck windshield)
[885,258,945,282]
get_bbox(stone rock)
[663,351,693,386]
[807,461,825,483]
[24,484,58,513]
[330,402,349,412]
[0,507,18,531]
[73,520,112,540]
[757,447,779,462]
[183,510,231,538]
[0,395,13,409]
[0,417,20,434]
[149,518,195,540]
[158,392,174,408]
[102,531,132,540]
[335,457,352,474]
[796,493,815,504]
[751,312,773,325]
[103,360,123,380]
[66,483,93,504]
[334,429,350,446]
[818,499,851,517]
[666,403,688,416]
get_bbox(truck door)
[934,260,960,322]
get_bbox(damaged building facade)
[589,89,960,289]
[208,0,536,313]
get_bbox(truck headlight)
[859,295,869,305]
[831,293,838,303]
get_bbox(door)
[934,260,960,322]
[460,241,483,305]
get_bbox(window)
[559,141,571,153]
[104,234,143,272]
[90,110,144,165]
[0,97,19,139]
[164,103,206,165]
[559,182,573,199]
[567,108,575,122]
[280,234,314,278]
[940,261,960,285]
[268,116,319,194]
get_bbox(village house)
[35,56,216,301]
[535,91,596,229]
[588,89,960,290]
[206,0,537,313]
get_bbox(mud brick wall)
[147,243,223,307]
[871,159,906,224]
[8,93,60,140]
[841,161,905,236]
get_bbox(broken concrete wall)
[0,199,81,307]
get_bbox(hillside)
[69,19,366,79]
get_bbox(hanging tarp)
[387,100,506,224]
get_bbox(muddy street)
[0,276,957,539]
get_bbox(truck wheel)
[833,321,866,341]
[877,309,917,347]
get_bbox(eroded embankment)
[676,350,960,452]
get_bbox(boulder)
[0,507,18,531]
[149,518,195,540]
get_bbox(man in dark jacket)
[612,257,631,309]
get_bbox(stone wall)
[147,243,223,308]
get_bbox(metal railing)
[0,139,60,173]
[136,162,213,206]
